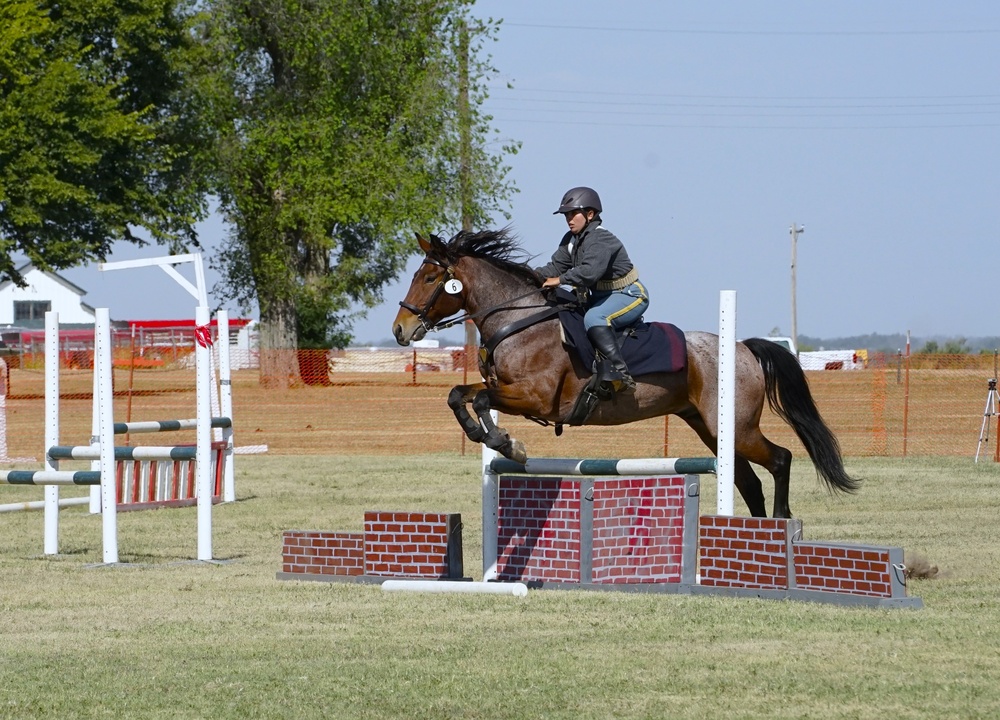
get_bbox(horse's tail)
[743,338,861,494]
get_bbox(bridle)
[397,256,460,334]
[398,255,560,334]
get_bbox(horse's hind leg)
[680,411,768,517]
[735,430,793,518]
[733,456,768,518]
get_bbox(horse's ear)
[416,233,432,253]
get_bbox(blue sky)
[64,1,1000,344]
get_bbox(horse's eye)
[424,274,437,284]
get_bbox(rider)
[536,186,649,395]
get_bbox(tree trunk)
[258,296,300,388]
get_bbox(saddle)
[552,290,687,378]
[551,289,687,426]
[476,289,687,431]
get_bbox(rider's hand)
[541,277,561,289]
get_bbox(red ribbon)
[194,325,214,348]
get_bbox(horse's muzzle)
[392,311,427,346]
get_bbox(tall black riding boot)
[586,325,636,396]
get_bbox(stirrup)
[612,375,636,394]
[599,375,635,397]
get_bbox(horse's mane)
[438,228,541,286]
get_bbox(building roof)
[0,261,90,298]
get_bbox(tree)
[0,0,213,285]
[918,339,970,354]
[200,0,517,385]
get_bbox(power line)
[485,115,1000,131]
[503,21,1000,37]
[491,86,1000,105]
[487,98,1000,113]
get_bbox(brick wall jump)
[699,515,908,599]
[495,475,696,585]
[280,511,464,582]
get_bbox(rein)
[399,255,580,378]
[398,255,564,334]
[431,288,549,332]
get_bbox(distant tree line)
[797,333,1000,355]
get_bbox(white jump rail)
[381,580,528,597]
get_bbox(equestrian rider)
[536,186,649,395]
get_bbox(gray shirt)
[535,222,634,289]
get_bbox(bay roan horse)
[392,229,859,518]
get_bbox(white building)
[0,263,96,325]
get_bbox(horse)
[392,228,859,518]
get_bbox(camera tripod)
[975,351,1000,463]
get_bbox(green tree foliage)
[200,0,517,379]
[0,0,213,285]
[918,338,970,354]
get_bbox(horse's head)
[393,233,467,345]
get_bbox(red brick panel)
[496,478,581,582]
[364,511,462,578]
[281,530,364,577]
[793,543,896,597]
[699,516,790,589]
[592,476,686,584]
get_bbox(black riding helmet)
[553,186,602,215]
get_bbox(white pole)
[89,338,101,514]
[382,580,527,597]
[217,311,235,502]
[790,223,804,357]
[99,253,207,306]
[717,291,736,515]
[43,311,60,554]
[482,410,499,581]
[95,309,118,563]
[195,306,213,560]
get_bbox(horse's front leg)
[472,390,527,464]
[447,383,488,442]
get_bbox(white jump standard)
[1,306,227,563]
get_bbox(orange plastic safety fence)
[2,347,996,461]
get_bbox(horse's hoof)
[508,439,528,465]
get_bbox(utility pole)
[457,19,472,234]
[457,20,476,455]
[790,223,805,353]
[458,20,475,360]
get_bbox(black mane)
[438,228,541,286]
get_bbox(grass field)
[2,455,1000,719]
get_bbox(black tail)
[743,338,861,494]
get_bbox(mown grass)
[2,455,1000,719]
